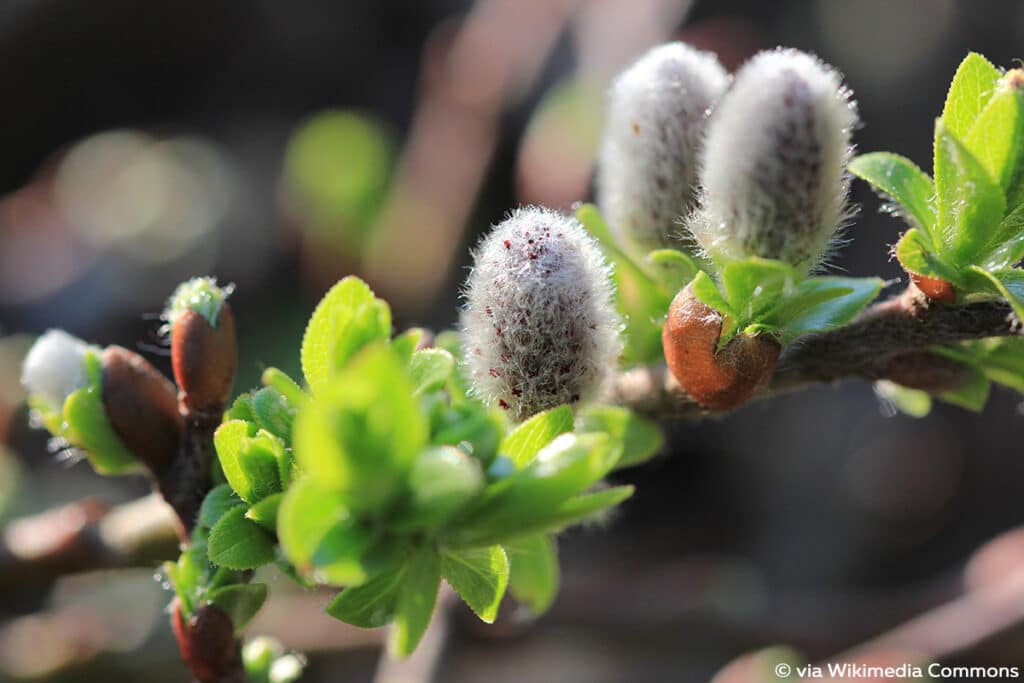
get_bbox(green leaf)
[849,152,936,235]
[449,485,635,548]
[208,505,276,570]
[646,249,700,291]
[392,328,424,361]
[895,228,960,282]
[326,565,406,628]
[166,545,208,616]
[965,72,1024,195]
[446,434,624,546]
[983,202,1024,270]
[721,258,800,323]
[934,120,1006,262]
[199,484,245,529]
[293,346,427,511]
[689,270,733,316]
[441,546,510,623]
[62,364,138,475]
[431,403,503,466]
[277,478,358,577]
[409,349,455,394]
[874,380,933,418]
[577,405,663,469]
[246,493,283,533]
[389,547,441,658]
[207,583,268,633]
[938,368,991,412]
[261,367,307,409]
[770,277,884,344]
[965,337,1024,393]
[214,421,283,504]
[251,388,296,443]
[968,266,1024,321]
[301,276,392,394]
[392,446,484,531]
[500,404,574,468]
[505,535,559,616]
[942,52,1001,139]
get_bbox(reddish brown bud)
[172,600,239,683]
[172,304,237,415]
[910,273,956,303]
[101,346,183,471]
[883,351,972,394]
[663,283,781,410]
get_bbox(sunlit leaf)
[849,152,936,235]
[500,405,574,468]
[506,535,559,616]
[941,52,1001,139]
[441,546,509,623]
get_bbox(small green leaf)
[874,380,933,418]
[984,202,1024,270]
[251,388,296,443]
[938,368,991,412]
[208,505,276,570]
[965,72,1024,195]
[849,152,936,235]
[505,535,559,616]
[390,547,441,658]
[207,583,268,633]
[577,405,663,469]
[689,270,733,316]
[500,405,574,468]
[721,258,799,323]
[214,421,283,504]
[647,249,700,291]
[409,349,455,394]
[246,493,283,533]
[941,52,1001,139]
[293,346,427,511]
[968,266,1024,321]
[441,546,509,623]
[311,517,376,586]
[166,545,208,616]
[934,121,1006,262]
[431,403,503,466]
[199,484,245,529]
[392,446,484,531]
[770,277,884,345]
[62,361,138,475]
[392,328,424,361]
[894,229,959,282]
[301,276,392,394]
[326,566,406,628]
[261,367,307,409]
[277,478,351,572]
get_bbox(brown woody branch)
[608,287,1022,419]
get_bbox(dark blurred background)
[2,0,1024,681]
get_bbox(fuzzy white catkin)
[597,42,729,253]
[691,48,858,272]
[21,330,92,409]
[461,207,622,420]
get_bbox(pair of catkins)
[463,43,857,417]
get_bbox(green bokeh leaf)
[392,446,484,531]
[208,505,276,570]
[968,266,1024,321]
[849,152,936,235]
[500,404,574,468]
[246,492,283,533]
[506,535,559,616]
[874,380,933,418]
[199,484,245,529]
[647,249,700,292]
[389,547,441,658]
[62,353,138,475]
[577,405,663,470]
[326,565,406,628]
[301,276,392,394]
[441,546,509,623]
[207,583,268,633]
[938,367,991,412]
[942,52,1001,139]
[934,121,1006,263]
[409,349,455,395]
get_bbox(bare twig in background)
[608,288,1020,419]
[0,493,179,603]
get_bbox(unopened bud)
[165,277,237,415]
[598,42,728,253]
[21,330,92,413]
[692,48,857,272]
[171,600,239,683]
[461,207,622,420]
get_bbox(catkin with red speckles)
[598,42,729,253]
[461,207,622,420]
[691,48,858,273]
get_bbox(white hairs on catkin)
[461,207,622,420]
[21,330,92,409]
[597,42,729,253]
[691,48,858,273]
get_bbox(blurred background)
[2,0,1024,681]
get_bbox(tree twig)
[608,288,1021,419]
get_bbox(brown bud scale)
[172,600,239,683]
[172,305,237,415]
[662,284,780,410]
[909,273,956,303]
[101,346,183,472]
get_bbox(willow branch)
[608,288,1022,419]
